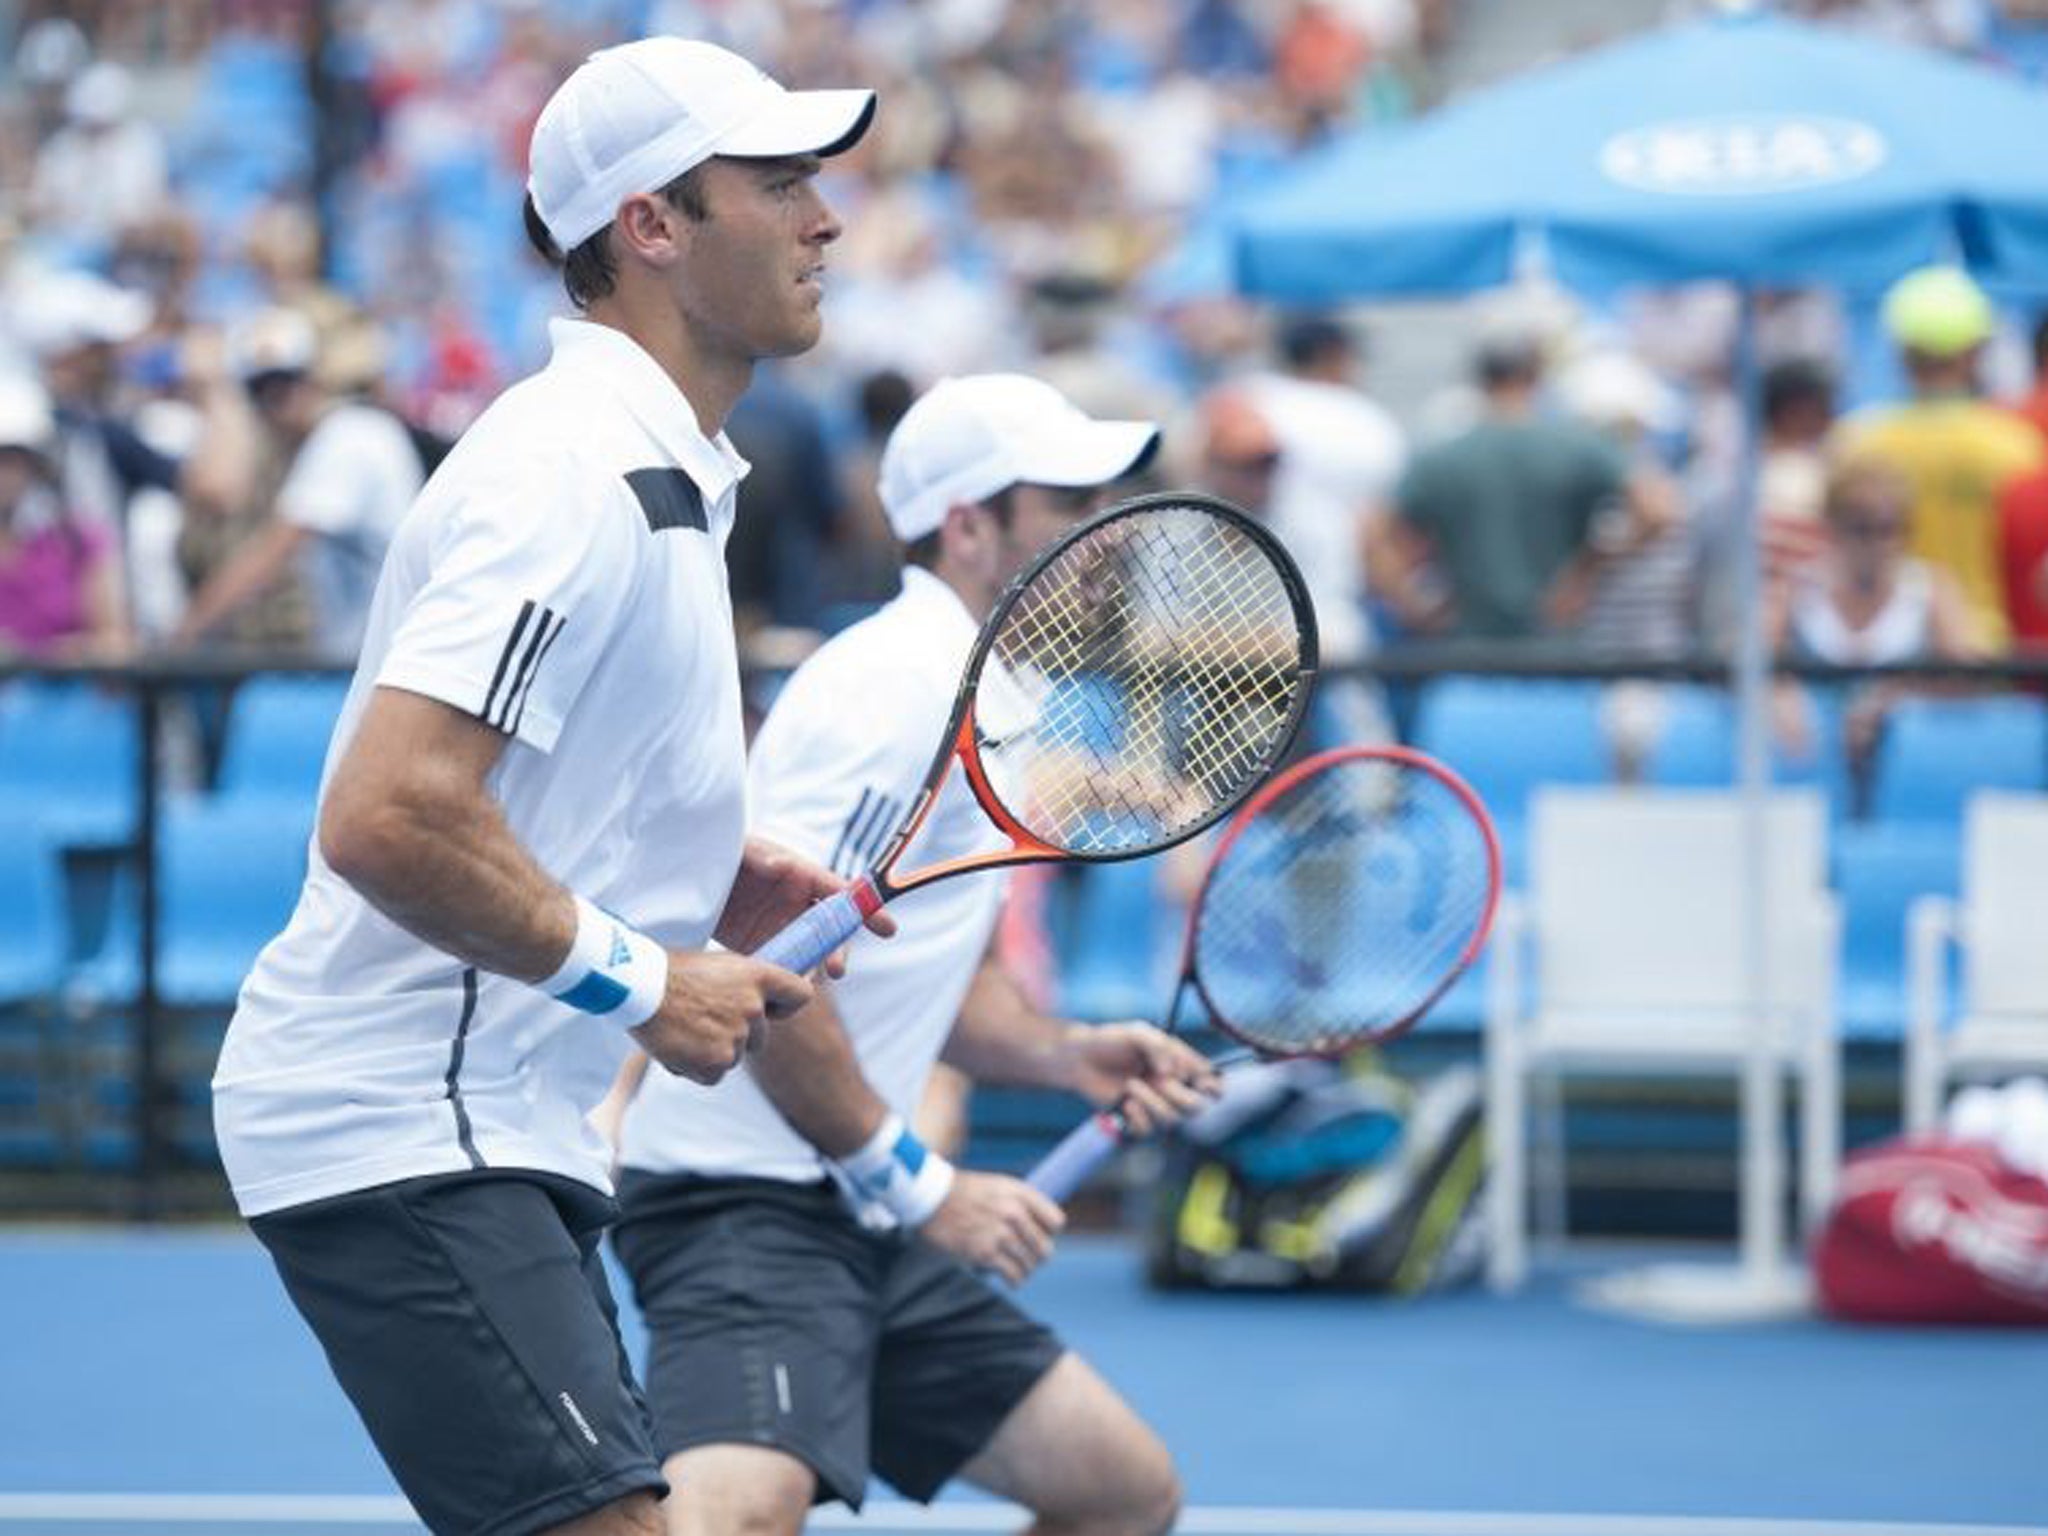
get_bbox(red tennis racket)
[754,492,1319,975]
[1025,744,1502,1202]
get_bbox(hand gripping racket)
[753,492,1319,975]
[1025,744,1502,1202]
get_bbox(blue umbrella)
[1230,6,2048,299]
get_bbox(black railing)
[6,645,2048,1218]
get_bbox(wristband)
[538,894,668,1031]
[834,1113,955,1227]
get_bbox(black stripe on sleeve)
[480,600,536,725]
[625,468,708,534]
[492,605,559,731]
[829,789,873,877]
[851,793,900,874]
[444,968,485,1170]
[508,610,567,736]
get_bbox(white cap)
[527,38,876,253]
[228,308,319,381]
[878,374,1160,543]
[0,374,55,454]
[1556,350,1681,435]
[66,61,132,124]
[11,269,152,356]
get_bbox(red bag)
[1815,1138,2048,1325]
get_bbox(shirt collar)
[896,566,980,642]
[546,317,750,502]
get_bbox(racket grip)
[754,879,881,975]
[1025,1115,1124,1203]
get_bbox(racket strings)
[1192,758,1496,1053]
[989,505,1308,856]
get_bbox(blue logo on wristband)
[891,1128,926,1175]
[560,972,630,1014]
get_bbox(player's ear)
[614,194,686,269]
[938,501,991,566]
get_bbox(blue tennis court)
[3,1230,2042,1535]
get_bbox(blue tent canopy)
[1229,8,2048,299]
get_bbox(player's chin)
[760,309,825,358]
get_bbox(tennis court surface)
[3,1231,2042,1535]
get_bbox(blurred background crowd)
[4,0,2048,722]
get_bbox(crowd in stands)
[3,0,2048,761]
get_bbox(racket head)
[946,491,1319,873]
[1184,744,1502,1056]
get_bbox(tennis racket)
[1025,744,1501,1202]
[753,491,1320,975]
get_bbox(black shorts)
[252,1170,666,1536]
[611,1171,1065,1508]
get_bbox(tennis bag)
[1143,1057,1485,1293]
[1814,1138,2048,1325]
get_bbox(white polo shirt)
[619,566,1008,1183]
[276,402,425,661]
[214,318,752,1218]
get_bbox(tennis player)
[609,374,1218,1536]
[210,40,881,1536]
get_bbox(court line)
[0,1496,2036,1536]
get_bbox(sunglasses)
[1212,451,1281,476]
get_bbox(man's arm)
[940,945,1218,1136]
[1363,508,1452,634]
[322,685,810,1083]
[745,977,1064,1285]
[171,518,311,647]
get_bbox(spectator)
[2012,307,2048,445]
[1771,454,1981,772]
[172,308,422,660]
[1836,265,2044,651]
[1757,357,1838,588]
[724,365,843,638]
[1371,318,1674,641]
[1245,311,1405,736]
[1190,384,1284,516]
[28,62,169,254]
[1997,456,2048,651]
[0,373,130,660]
[1558,348,1696,658]
[14,270,176,533]
[824,367,917,616]
[11,268,242,636]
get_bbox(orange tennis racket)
[753,492,1319,974]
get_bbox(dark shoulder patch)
[625,468,708,534]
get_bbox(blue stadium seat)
[1869,696,2048,823]
[0,811,67,1002]
[0,682,139,845]
[77,799,313,1006]
[1643,686,1854,818]
[216,676,349,804]
[1413,679,1608,825]
[1640,686,1734,786]
[1833,821,1961,1037]
[1057,859,1169,1021]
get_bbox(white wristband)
[835,1113,955,1228]
[538,894,668,1031]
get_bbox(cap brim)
[1012,420,1161,489]
[719,88,876,160]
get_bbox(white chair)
[1905,793,2048,1135]
[1485,788,1840,1291]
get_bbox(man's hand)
[920,1170,1065,1286]
[630,951,813,1084]
[714,836,896,974]
[1064,1022,1220,1137]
